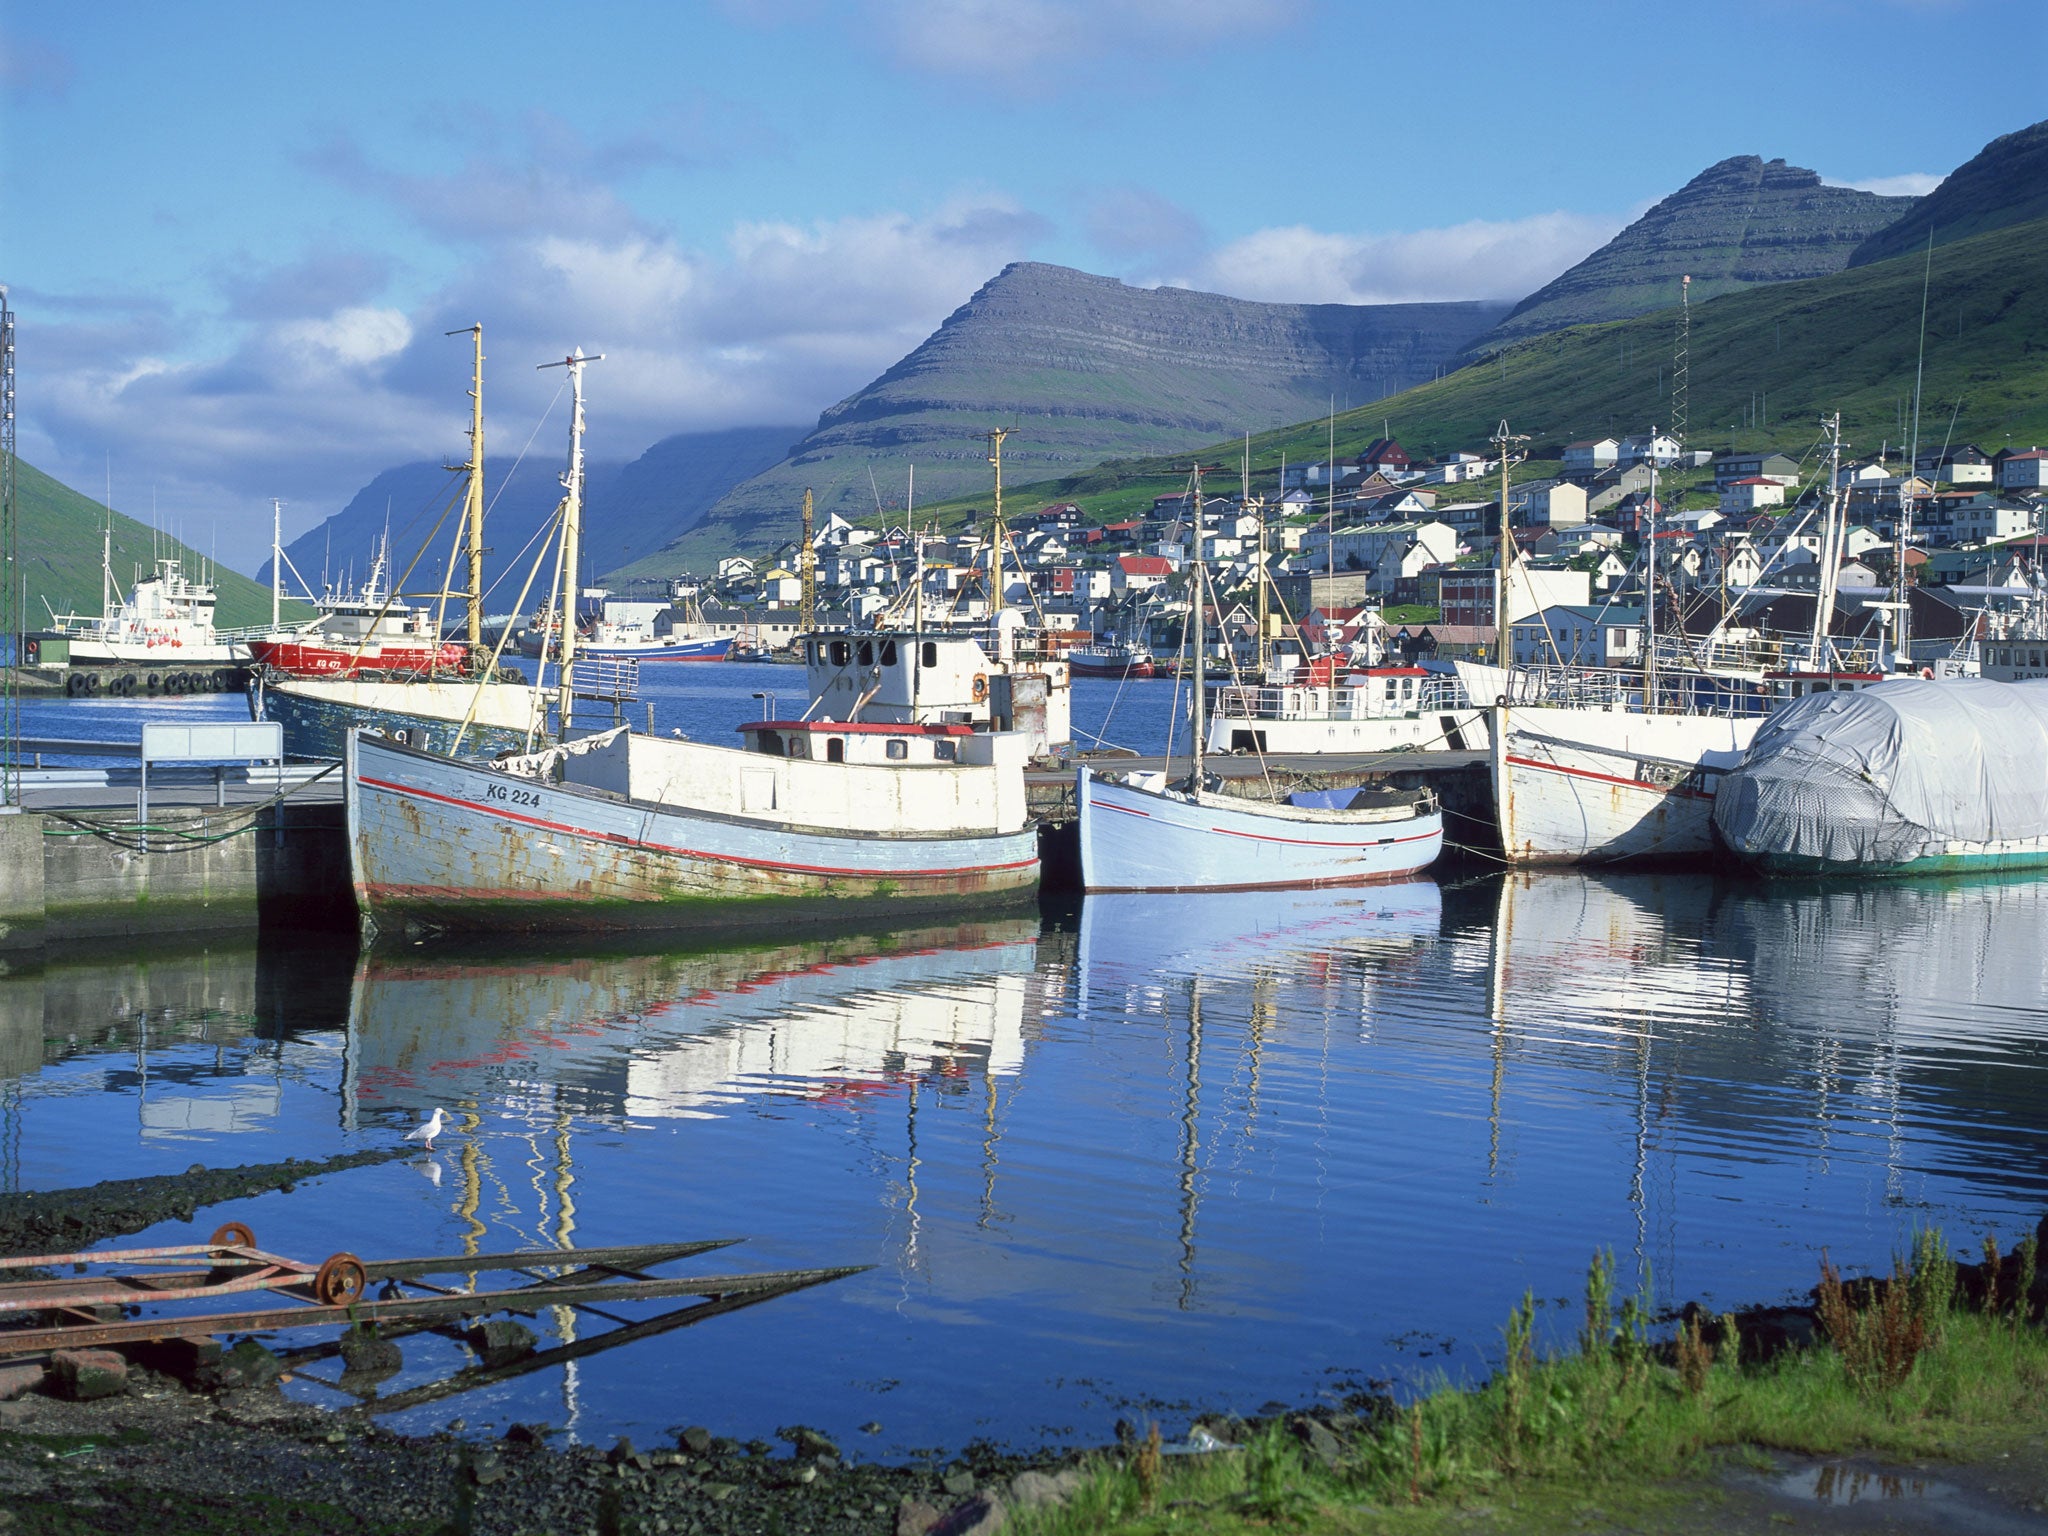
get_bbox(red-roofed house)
[1113,554,1174,593]
[1360,439,1412,474]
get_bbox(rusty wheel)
[209,1221,256,1251]
[313,1252,368,1306]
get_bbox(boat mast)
[1810,413,1845,669]
[1491,420,1526,666]
[799,487,816,634]
[984,427,1010,620]
[448,324,487,658]
[1644,431,1659,710]
[540,348,602,734]
[1192,554,1207,793]
[1250,433,1269,675]
[270,498,283,630]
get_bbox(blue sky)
[3,0,2040,566]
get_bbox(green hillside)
[11,460,305,630]
[914,215,2048,528]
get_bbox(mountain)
[604,263,1510,581]
[1474,157,1912,350]
[915,215,2048,525]
[264,424,798,607]
[13,459,293,631]
[1850,118,2048,267]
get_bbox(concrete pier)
[3,780,352,952]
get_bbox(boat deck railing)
[1207,676,1472,721]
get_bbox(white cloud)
[1190,211,1626,305]
[1826,172,1943,198]
[23,195,1050,566]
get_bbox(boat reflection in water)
[7,870,2048,1457]
[343,920,1041,1127]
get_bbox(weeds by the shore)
[1010,1220,2048,1535]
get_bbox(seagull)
[403,1107,447,1151]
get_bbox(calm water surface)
[6,868,2047,1454]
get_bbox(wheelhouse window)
[922,641,939,668]
[830,639,850,665]
[881,639,899,666]
[885,738,908,760]
[826,737,845,763]
[858,640,874,666]
[934,739,957,762]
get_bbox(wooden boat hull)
[1076,764,1441,892]
[1492,706,1757,866]
[347,733,1041,934]
[580,637,732,662]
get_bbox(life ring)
[972,673,988,702]
[1495,694,1509,707]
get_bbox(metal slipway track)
[0,1222,867,1360]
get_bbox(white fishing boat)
[1076,557,1442,892]
[1205,658,1489,755]
[34,520,250,671]
[1491,704,1758,865]
[348,716,1040,935]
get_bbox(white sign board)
[140,721,284,763]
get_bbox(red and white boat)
[248,542,467,679]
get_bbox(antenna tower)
[1671,275,1691,452]
[0,287,16,809]
[799,487,817,633]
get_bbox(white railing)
[1206,676,1472,722]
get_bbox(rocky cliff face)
[610,263,1507,577]
[1850,118,2048,267]
[1474,157,1912,350]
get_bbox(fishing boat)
[34,516,249,672]
[579,623,732,663]
[1076,557,1442,892]
[247,520,467,680]
[347,716,1040,936]
[1713,677,2048,877]
[802,625,1072,756]
[1205,656,1488,755]
[1490,704,1757,865]
[1066,636,1155,679]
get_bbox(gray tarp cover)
[1713,679,2048,866]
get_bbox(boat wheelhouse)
[1205,660,1488,755]
[801,629,1072,757]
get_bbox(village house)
[1618,433,1682,468]
[1712,451,1801,490]
[1113,553,1174,594]
[1719,477,1787,515]
[1561,438,1620,478]
[1509,604,1643,668]
[1513,479,1590,527]
[1437,564,1592,628]
[1997,449,2048,490]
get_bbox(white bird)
[403,1107,447,1151]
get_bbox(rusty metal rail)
[0,1222,863,1359]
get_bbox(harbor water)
[6,671,2047,1456]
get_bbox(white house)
[1515,480,1589,527]
[1720,477,1786,515]
[2000,450,2048,490]
[1509,604,1643,667]
[1561,439,1620,476]
[716,556,756,584]
[1618,433,1682,468]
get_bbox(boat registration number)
[484,783,544,808]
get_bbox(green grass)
[907,215,2048,538]
[10,459,306,630]
[1006,1224,2048,1536]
